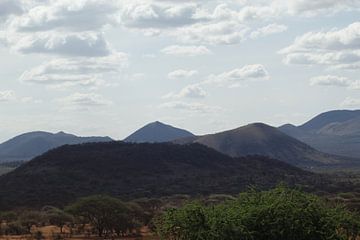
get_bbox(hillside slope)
[124,121,194,143]
[0,142,322,210]
[0,131,113,163]
[176,123,352,168]
[279,110,360,158]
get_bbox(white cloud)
[5,31,111,57]
[160,101,220,113]
[168,69,198,79]
[163,84,206,99]
[310,75,360,90]
[207,64,269,86]
[8,0,119,32]
[280,22,360,68]
[341,97,360,108]
[120,2,201,29]
[286,0,360,15]
[175,20,250,45]
[161,45,212,57]
[310,75,350,87]
[0,90,16,102]
[57,92,113,111]
[250,23,287,39]
[20,52,128,88]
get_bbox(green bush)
[156,186,360,240]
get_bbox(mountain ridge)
[279,110,360,159]
[175,122,354,169]
[0,131,113,163]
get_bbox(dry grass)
[0,225,159,240]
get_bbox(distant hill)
[175,123,353,169]
[0,141,330,210]
[0,131,113,163]
[124,121,194,143]
[298,110,360,132]
[279,110,360,158]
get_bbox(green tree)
[156,186,360,240]
[42,206,74,233]
[66,195,134,237]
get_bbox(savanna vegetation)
[1,187,359,240]
[155,186,360,240]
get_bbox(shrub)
[156,186,360,240]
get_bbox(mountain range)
[0,131,113,163]
[0,141,331,210]
[279,110,360,159]
[124,121,194,143]
[1,109,360,169]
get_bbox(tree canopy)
[156,186,360,240]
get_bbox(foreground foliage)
[156,186,360,240]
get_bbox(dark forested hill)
[279,110,360,158]
[175,123,352,169]
[124,121,194,143]
[0,131,113,163]
[0,142,331,210]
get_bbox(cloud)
[163,84,206,99]
[250,23,287,39]
[341,97,360,108]
[168,69,198,79]
[280,22,360,68]
[175,20,250,45]
[160,101,220,113]
[310,75,360,90]
[1,0,118,58]
[120,2,201,29]
[8,0,119,32]
[286,0,360,15]
[20,52,128,88]
[161,45,212,57]
[0,90,16,102]
[0,0,23,21]
[207,64,269,86]
[5,31,111,57]
[57,92,113,111]
[310,75,351,87]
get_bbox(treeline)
[155,186,360,240]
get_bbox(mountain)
[0,131,113,163]
[124,121,195,143]
[298,110,360,132]
[0,141,328,210]
[175,123,353,169]
[279,110,360,159]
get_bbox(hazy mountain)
[175,123,353,169]
[0,141,329,210]
[124,121,194,143]
[0,131,113,163]
[279,110,360,158]
[297,110,360,132]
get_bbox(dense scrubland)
[0,186,359,240]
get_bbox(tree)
[18,210,43,233]
[66,195,134,237]
[156,186,360,240]
[41,206,73,233]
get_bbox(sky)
[0,0,359,142]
